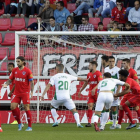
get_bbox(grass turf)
[0,123,140,140]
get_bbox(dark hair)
[98,22,103,26]
[66,16,74,29]
[56,64,64,71]
[109,56,115,60]
[90,61,98,67]
[113,21,119,25]
[16,56,26,66]
[122,58,130,63]
[57,1,64,7]
[104,72,111,78]
[49,16,55,20]
[8,62,15,67]
[125,21,132,27]
[82,16,89,21]
[101,55,109,62]
[119,69,129,78]
[116,0,122,3]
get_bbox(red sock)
[118,110,124,125]
[136,108,140,122]
[0,113,1,127]
[26,110,32,127]
[122,104,134,124]
[87,110,92,124]
[12,107,21,124]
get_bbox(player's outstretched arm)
[30,80,34,99]
[2,79,12,88]
[41,83,51,100]
[8,84,15,97]
[114,83,130,97]
[77,77,88,82]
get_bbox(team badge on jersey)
[15,72,17,74]
[22,71,26,75]
[93,75,96,78]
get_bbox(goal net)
[15,31,140,124]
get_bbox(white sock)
[0,127,1,129]
[74,113,80,126]
[93,115,99,123]
[51,108,58,123]
[101,112,109,127]
[112,113,117,127]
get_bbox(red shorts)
[11,93,30,104]
[128,95,140,107]
[87,91,97,104]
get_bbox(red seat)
[0,62,8,76]
[103,18,111,30]
[0,47,9,60]
[9,18,25,31]
[0,7,4,16]
[1,33,15,46]
[0,18,11,31]
[25,48,37,60]
[25,18,37,31]
[82,13,88,16]
[0,33,2,44]
[67,3,76,13]
[19,35,28,45]
[8,47,24,60]
[89,18,101,30]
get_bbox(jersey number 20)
[58,81,68,90]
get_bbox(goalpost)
[15,31,140,124]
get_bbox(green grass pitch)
[0,124,140,140]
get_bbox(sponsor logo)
[22,71,26,75]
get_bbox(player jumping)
[115,69,140,130]
[117,58,140,129]
[2,56,34,131]
[41,64,88,128]
[78,61,103,127]
[92,72,130,132]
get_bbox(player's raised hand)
[2,83,8,88]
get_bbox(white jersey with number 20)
[49,73,77,100]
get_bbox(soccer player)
[101,56,121,129]
[117,58,140,129]
[101,55,109,68]
[92,72,130,132]
[115,69,140,130]
[41,64,88,128]
[2,56,34,131]
[78,61,103,127]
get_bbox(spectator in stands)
[31,0,53,23]
[30,0,39,18]
[128,0,140,31]
[102,0,116,18]
[54,1,70,26]
[46,16,60,31]
[97,22,106,31]
[3,0,18,18]
[70,0,94,16]
[124,21,136,31]
[108,0,127,30]
[88,0,103,17]
[15,0,33,18]
[78,16,94,31]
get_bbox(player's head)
[108,56,115,68]
[56,64,64,73]
[119,69,129,81]
[122,58,130,70]
[16,56,26,68]
[8,63,15,73]
[103,72,111,79]
[101,55,109,67]
[89,61,98,72]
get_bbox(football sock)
[101,111,109,127]
[112,111,117,127]
[26,110,32,127]
[87,110,92,124]
[93,114,100,123]
[136,108,140,122]
[74,112,80,125]
[122,104,134,124]
[51,108,58,123]
[100,110,105,125]
[12,107,21,124]
[118,110,124,125]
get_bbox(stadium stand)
[0,18,11,31]
[89,17,101,30]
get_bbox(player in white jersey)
[41,64,88,128]
[92,72,130,132]
[103,56,121,129]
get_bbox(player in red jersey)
[78,61,103,127]
[115,69,140,130]
[2,56,34,131]
[117,59,140,129]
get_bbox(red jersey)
[9,67,33,95]
[87,70,103,91]
[126,77,140,96]
[111,7,127,24]
[128,68,138,80]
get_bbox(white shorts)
[95,92,113,111]
[111,98,120,106]
[51,98,76,110]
